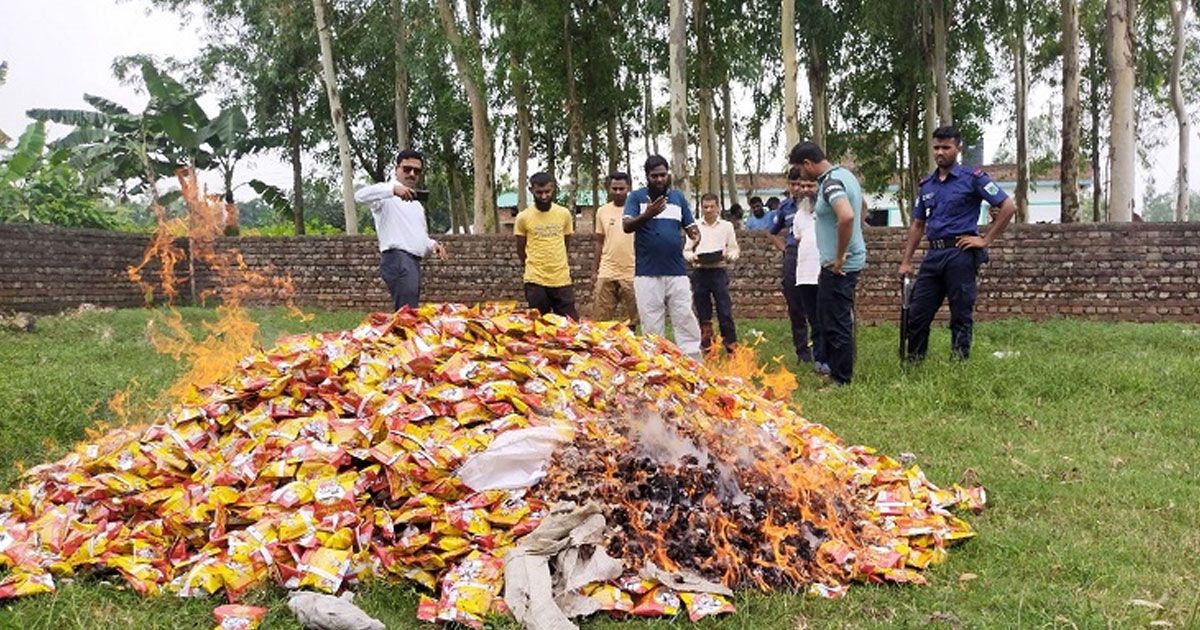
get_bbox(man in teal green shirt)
[789,141,867,386]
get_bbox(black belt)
[383,248,422,259]
[927,234,975,250]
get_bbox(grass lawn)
[1,307,1198,629]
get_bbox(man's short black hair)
[749,196,763,204]
[787,165,805,181]
[395,149,424,165]
[529,171,555,187]
[932,125,963,145]
[788,141,825,165]
[607,171,631,185]
[644,154,669,173]
[700,193,719,204]
[766,196,780,206]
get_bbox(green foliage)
[1141,189,1200,222]
[0,120,46,186]
[0,121,113,229]
[242,219,345,236]
[248,179,293,222]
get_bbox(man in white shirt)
[788,168,826,375]
[353,149,447,310]
[685,193,740,353]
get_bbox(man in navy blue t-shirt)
[623,155,704,361]
[899,126,1016,361]
[768,168,813,365]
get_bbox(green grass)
[1,307,1198,629]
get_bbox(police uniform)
[907,164,1008,360]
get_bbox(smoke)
[627,410,749,505]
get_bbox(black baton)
[899,274,913,362]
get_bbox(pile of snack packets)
[0,303,985,627]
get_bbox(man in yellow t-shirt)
[515,172,577,318]
[592,172,637,323]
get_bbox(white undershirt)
[791,202,820,285]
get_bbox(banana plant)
[27,61,274,203]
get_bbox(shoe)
[816,375,847,391]
[813,362,831,376]
[797,350,814,364]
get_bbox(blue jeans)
[817,268,859,384]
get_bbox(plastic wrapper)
[212,603,267,630]
[0,303,983,627]
[631,586,681,617]
[679,591,736,621]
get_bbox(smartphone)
[413,189,431,202]
[649,188,668,203]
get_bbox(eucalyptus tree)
[437,0,496,233]
[1106,0,1136,222]
[1062,0,1082,222]
[1166,0,1191,220]
[312,0,359,233]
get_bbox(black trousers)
[524,283,579,319]
[817,268,859,385]
[781,247,812,361]
[690,267,737,349]
[380,249,422,311]
[796,284,824,364]
[906,247,987,360]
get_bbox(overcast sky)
[3,0,1197,208]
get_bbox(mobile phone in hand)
[413,189,431,202]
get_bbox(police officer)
[899,126,1016,361]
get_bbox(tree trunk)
[1106,0,1135,222]
[288,88,305,235]
[443,133,467,232]
[312,0,359,234]
[906,93,922,225]
[698,95,717,194]
[932,0,953,125]
[644,73,657,156]
[1061,0,1082,223]
[922,0,936,171]
[669,0,690,194]
[782,0,799,148]
[1169,0,1190,221]
[437,0,496,232]
[1089,34,1104,222]
[695,0,717,194]
[722,79,738,208]
[624,124,632,175]
[897,128,912,228]
[511,52,531,210]
[607,112,619,176]
[1014,0,1030,223]
[591,130,601,217]
[806,39,829,148]
[564,9,584,214]
[392,0,410,149]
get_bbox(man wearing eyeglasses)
[354,149,448,311]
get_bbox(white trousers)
[634,275,703,358]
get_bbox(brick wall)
[3,222,1198,323]
[0,224,166,312]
